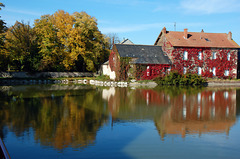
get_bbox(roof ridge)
[116,44,161,47]
[169,31,227,34]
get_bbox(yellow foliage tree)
[34,10,109,71]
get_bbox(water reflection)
[0,85,108,150]
[154,89,236,139]
[0,85,238,151]
[102,87,237,138]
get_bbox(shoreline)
[1,78,240,88]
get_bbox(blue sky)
[1,0,240,45]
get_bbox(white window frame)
[183,67,187,74]
[198,52,202,60]
[213,67,216,76]
[167,67,171,73]
[183,51,188,60]
[224,69,229,76]
[227,52,230,61]
[147,66,150,76]
[212,52,216,59]
[198,67,202,75]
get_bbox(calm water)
[0,85,240,159]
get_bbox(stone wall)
[0,72,93,78]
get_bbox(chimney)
[228,31,232,40]
[184,28,188,39]
[162,27,166,34]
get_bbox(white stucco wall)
[102,64,116,80]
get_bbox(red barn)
[154,27,240,79]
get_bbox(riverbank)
[207,80,240,87]
[1,77,240,88]
[0,78,155,88]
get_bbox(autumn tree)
[34,10,110,72]
[73,11,109,71]
[0,2,8,71]
[34,14,65,71]
[4,21,40,71]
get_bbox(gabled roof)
[155,28,239,48]
[115,44,171,65]
[120,39,134,45]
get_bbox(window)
[167,67,171,73]
[212,52,216,59]
[212,67,216,76]
[224,70,229,76]
[183,51,188,60]
[198,52,202,60]
[227,53,230,61]
[147,66,150,76]
[198,67,202,75]
[183,67,187,74]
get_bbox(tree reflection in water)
[0,85,238,150]
[0,85,108,150]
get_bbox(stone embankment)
[0,78,158,88]
[0,72,93,78]
[207,80,240,87]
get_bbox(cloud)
[5,8,42,16]
[99,22,206,34]
[100,23,170,34]
[180,0,240,14]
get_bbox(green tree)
[0,2,8,71]
[4,21,40,71]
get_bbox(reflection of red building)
[155,89,236,139]
[141,89,170,106]
[104,88,170,120]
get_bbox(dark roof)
[115,44,171,64]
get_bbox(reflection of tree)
[0,86,108,150]
[154,89,237,139]
[0,85,239,150]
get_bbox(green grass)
[137,80,154,83]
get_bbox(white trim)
[198,52,202,60]
[183,67,187,74]
[213,67,216,76]
[224,69,229,76]
[198,67,202,75]
[183,51,188,60]
[227,52,230,61]
[147,66,150,76]
[212,52,216,59]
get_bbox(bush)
[95,75,110,81]
[154,71,206,86]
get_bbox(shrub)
[154,71,206,86]
[95,75,110,81]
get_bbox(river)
[0,85,240,159]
